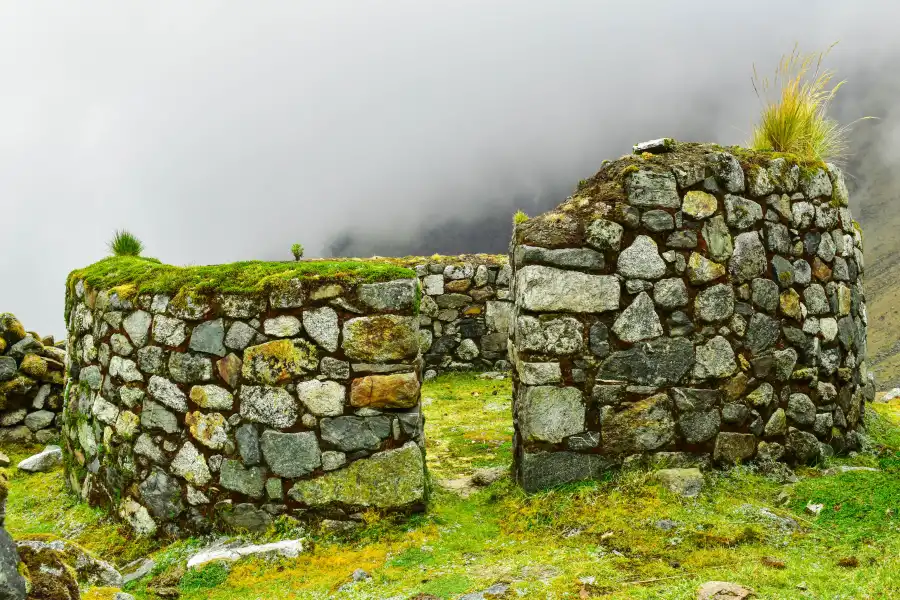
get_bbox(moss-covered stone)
[66,256,417,301]
[341,316,419,362]
[242,339,318,384]
[287,443,425,508]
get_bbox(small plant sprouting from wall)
[108,229,144,257]
[513,211,529,225]
[291,243,304,261]
[749,43,871,162]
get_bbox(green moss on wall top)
[66,256,417,299]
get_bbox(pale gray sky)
[1,1,896,335]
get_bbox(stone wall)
[409,255,512,377]
[510,141,874,492]
[61,260,427,536]
[0,313,65,446]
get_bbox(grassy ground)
[4,373,900,599]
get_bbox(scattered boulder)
[17,445,63,473]
[697,581,753,600]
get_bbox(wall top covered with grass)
[509,140,873,492]
[61,254,426,537]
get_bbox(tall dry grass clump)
[750,44,866,163]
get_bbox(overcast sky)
[1,1,897,336]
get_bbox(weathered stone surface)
[0,528,26,599]
[585,219,624,251]
[123,310,152,348]
[625,170,680,208]
[147,375,188,412]
[190,384,234,410]
[750,278,778,313]
[225,321,256,351]
[686,252,726,284]
[617,235,666,280]
[602,393,675,455]
[17,445,63,472]
[262,316,301,338]
[359,280,417,311]
[320,415,392,452]
[518,386,584,444]
[713,432,756,464]
[786,393,815,425]
[242,339,318,384]
[654,278,689,308]
[139,469,185,521]
[341,315,418,362]
[729,232,766,282]
[678,409,721,444]
[518,246,606,271]
[260,430,321,478]
[612,292,663,342]
[240,386,298,428]
[110,333,134,357]
[185,411,229,450]
[695,284,734,323]
[288,444,425,508]
[801,168,833,199]
[217,353,242,389]
[707,152,744,192]
[803,284,830,315]
[169,352,213,383]
[518,451,613,492]
[666,230,697,249]
[745,313,780,356]
[152,315,187,347]
[236,424,261,466]
[515,265,620,313]
[220,459,266,497]
[788,428,821,464]
[724,195,762,229]
[189,319,226,356]
[24,409,56,432]
[170,441,211,486]
[600,337,694,386]
[641,209,675,232]
[693,336,736,379]
[682,190,717,219]
[295,379,347,416]
[269,279,305,309]
[516,315,584,354]
[350,372,419,409]
[653,468,704,497]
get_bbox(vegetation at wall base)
[107,229,144,257]
[4,374,899,598]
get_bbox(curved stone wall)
[510,141,874,491]
[62,260,426,536]
[409,255,512,377]
[0,313,65,446]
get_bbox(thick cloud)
[0,1,896,335]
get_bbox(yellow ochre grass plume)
[749,43,872,163]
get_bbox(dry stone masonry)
[409,255,512,377]
[61,261,427,536]
[510,141,874,491]
[0,313,65,446]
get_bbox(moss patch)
[66,256,416,299]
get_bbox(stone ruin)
[509,141,874,491]
[62,263,426,536]
[0,313,66,447]
[409,255,512,376]
[39,140,877,537]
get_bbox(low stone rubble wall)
[409,255,512,377]
[0,313,65,446]
[62,259,427,536]
[510,141,874,491]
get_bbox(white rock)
[17,445,63,473]
[187,539,304,569]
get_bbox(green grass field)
[4,373,900,599]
